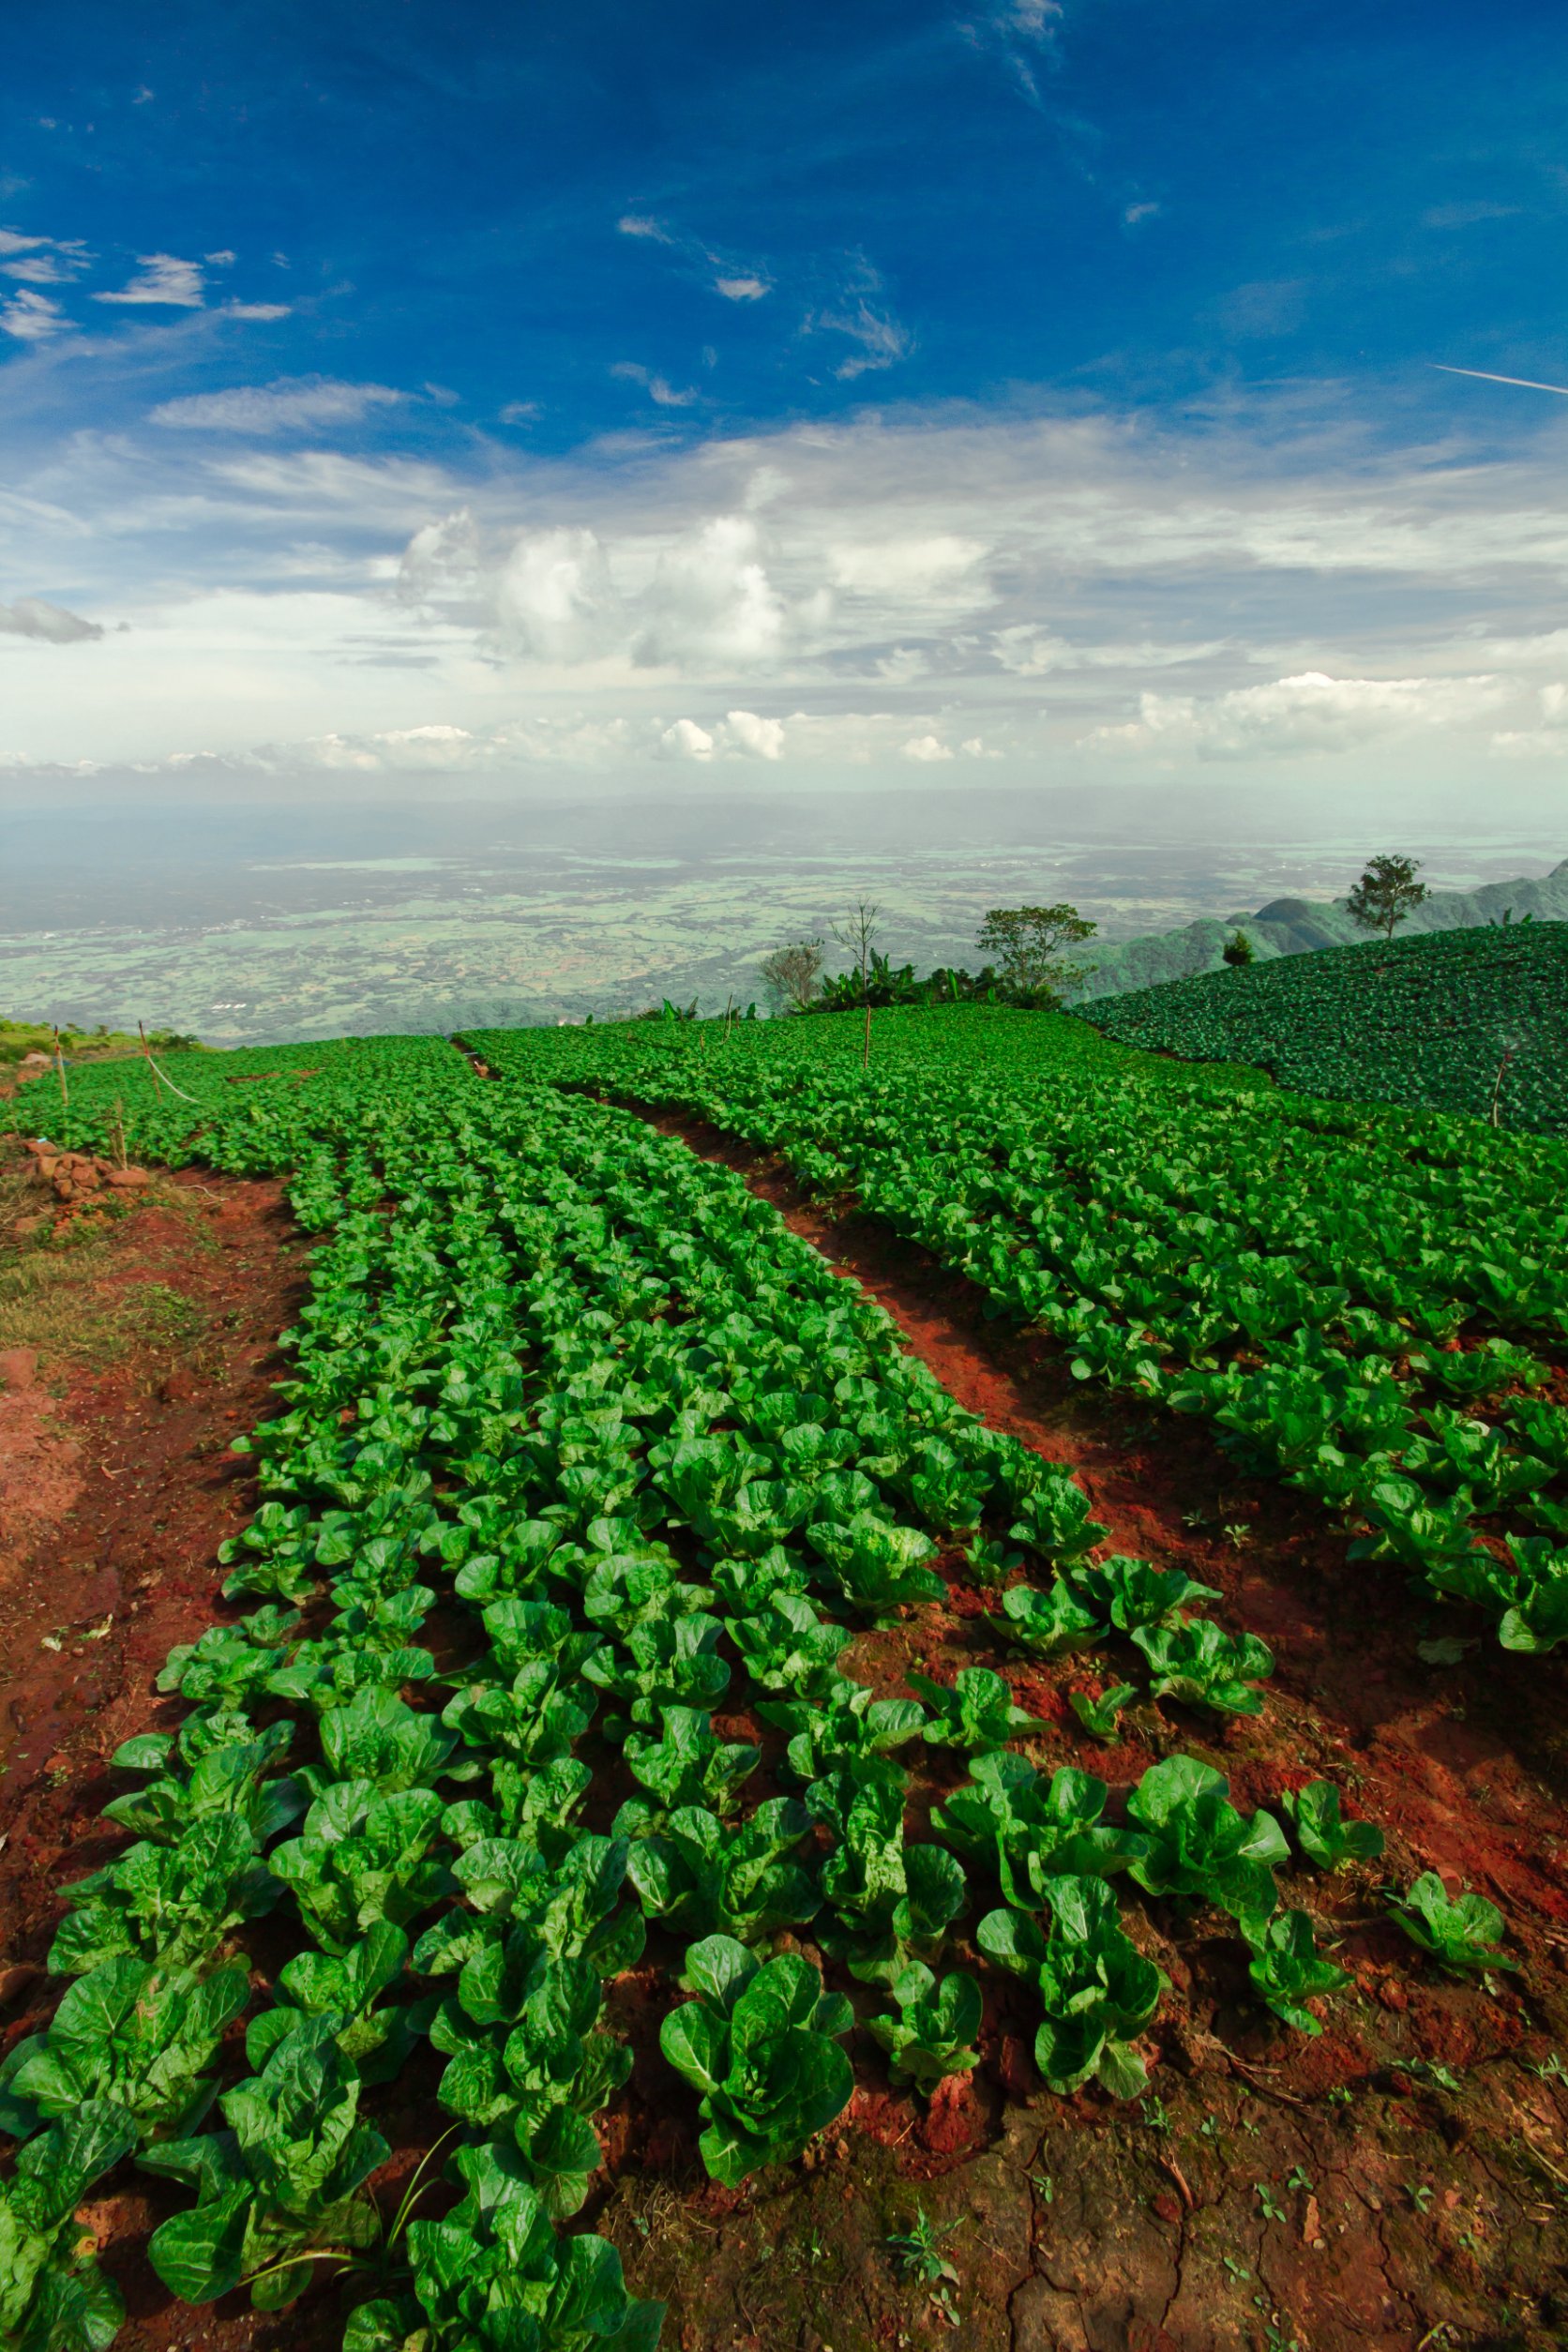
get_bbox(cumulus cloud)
[0,597,102,643]
[718,708,785,759]
[635,517,787,669]
[398,508,482,608]
[94,251,205,307]
[617,216,671,242]
[715,275,769,301]
[150,376,407,433]
[496,527,620,664]
[658,716,716,761]
[1084,671,1508,760]
[902,733,954,761]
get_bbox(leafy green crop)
[50,1816,279,1977]
[988,1579,1101,1657]
[905,1666,1043,1751]
[658,1937,854,2185]
[1279,1780,1385,1871]
[866,1965,983,2092]
[0,1959,249,2142]
[143,2023,388,2308]
[626,1799,820,1941]
[0,2103,136,2352]
[1387,1874,1518,1975]
[933,1754,1144,1904]
[1242,1911,1350,2032]
[1130,1621,1274,1717]
[343,2140,663,2352]
[1125,1757,1288,1920]
[269,1782,451,1953]
[979,1876,1165,2098]
[245,1924,420,2087]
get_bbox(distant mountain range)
[1068,858,1568,1003]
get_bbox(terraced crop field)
[1080,919,1568,1137]
[6,1012,1568,2352]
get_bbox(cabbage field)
[1081,919,1568,1136]
[6,1006,1566,2351]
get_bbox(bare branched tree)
[759,939,824,1016]
[832,900,881,1071]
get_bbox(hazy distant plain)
[5,785,1562,1043]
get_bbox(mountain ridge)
[1069,856,1568,1003]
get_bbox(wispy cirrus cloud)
[610,360,698,409]
[150,376,406,433]
[0,289,71,341]
[94,251,206,307]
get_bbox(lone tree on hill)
[758,939,824,1016]
[1347,855,1428,944]
[1222,930,1255,967]
[976,903,1096,1003]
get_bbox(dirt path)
[0,1152,309,1973]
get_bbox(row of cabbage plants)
[472,1009,1568,1652]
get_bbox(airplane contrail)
[1432,363,1568,397]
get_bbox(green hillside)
[1067,854,1568,1002]
[1079,918,1568,1133]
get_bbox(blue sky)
[3,0,1568,809]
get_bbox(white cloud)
[1123,202,1160,226]
[496,527,619,664]
[499,400,541,425]
[222,302,293,323]
[718,708,785,760]
[3,254,75,284]
[902,733,954,761]
[0,231,47,256]
[0,290,70,341]
[150,377,406,433]
[398,507,481,608]
[1084,671,1508,760]
[1491,681,1568,759]
[0,597,102,643]
[204,249,236,266]
[813,297,912,380]
[611,361,698,409]
[12,379,1568,776]
[617,215,671,241]
[94,252,205,307]
[658,716,716,761]
[715,276,769,301]
[635,516,787,670]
